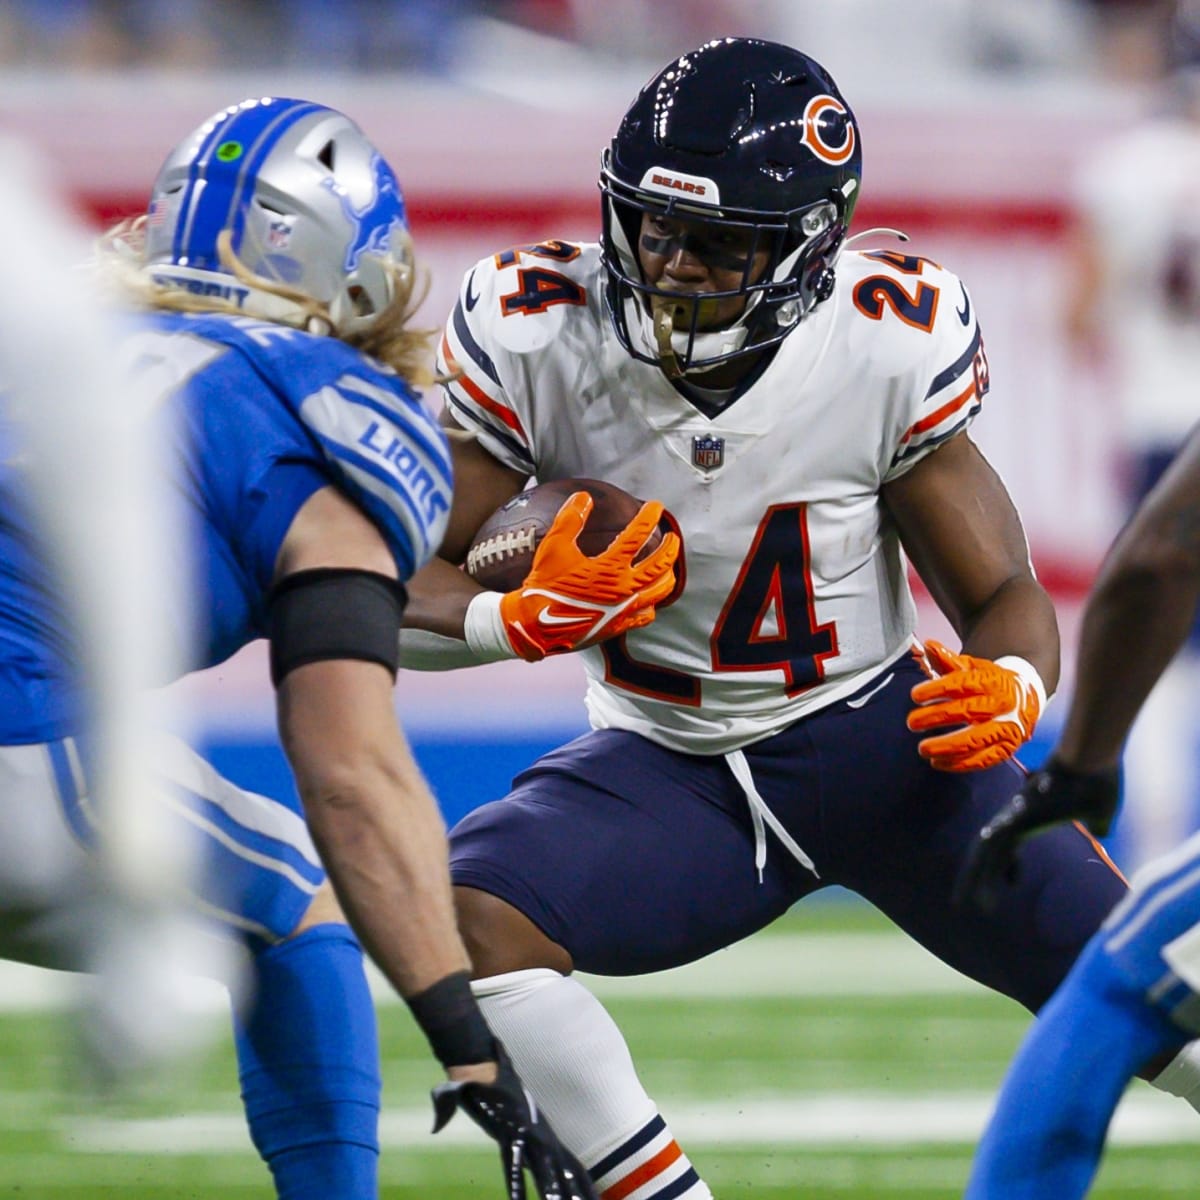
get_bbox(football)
[465,477,661,592]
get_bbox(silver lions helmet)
[142,97,412,335]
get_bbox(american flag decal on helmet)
[692,434,725,470]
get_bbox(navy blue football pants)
[451,657,1126,1012]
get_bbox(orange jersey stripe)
[601,1141,684,1200]
[440,332,461,373]
[440,333,529,443]
[902,377,977,443]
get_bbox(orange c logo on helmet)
[801,95,855,166]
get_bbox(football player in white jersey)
[400,37,1200,1198]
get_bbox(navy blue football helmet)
[601,38,862,377]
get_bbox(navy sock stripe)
[656,1167,701,1200]
[589,1113,667,1181]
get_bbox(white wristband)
[463,590,519,662]
[995,654,1049,715]
[397,628,500,671]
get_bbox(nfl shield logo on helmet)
[692,435,725,470]
[266,217,295,249]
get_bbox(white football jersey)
[438,241,990,754]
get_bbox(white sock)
[1152,1039,1200,1109]
[474,969,712,1199]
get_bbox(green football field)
[1,899,1195,1198]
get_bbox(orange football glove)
[497,491,680,663]
[906,639,1047,773]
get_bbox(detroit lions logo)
[322,153,409,272]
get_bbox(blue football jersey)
[0,310,452,741]
[0,427,81,742]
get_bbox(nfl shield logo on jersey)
[692,434,725,471]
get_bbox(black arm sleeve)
[267,568,407,686]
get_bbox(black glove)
[431,1042,597,1200]
[955,757,1121,911]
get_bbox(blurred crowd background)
[0,0,1189,84]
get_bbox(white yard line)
[0,930,980,1012]
[60,1090,1200,1154]
[581,933,981,999]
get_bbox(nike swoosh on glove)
[432,1043,598,1200]
[906,639,1047,772]
[954,757,1120,910]
[499,491,680,663]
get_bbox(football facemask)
[604,194,842,378]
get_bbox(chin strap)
[649,293,754,380]
[843,227,910,249]
[650,296,686,379]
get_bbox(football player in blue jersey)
[0,98,593,1200]
[0,133,206,1080]
[960,424,1200,1197]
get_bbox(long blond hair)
[98,218,440,386]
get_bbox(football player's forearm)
[1059,445,1200,770]
[301,753,471,998]
[958,575,1060,696]
[278,660,471,995]
[399,556,511,669]
[403,555,481,638]
[1059,565,1200,771]
[398,627,510,669]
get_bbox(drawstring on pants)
[724,748,819,884]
